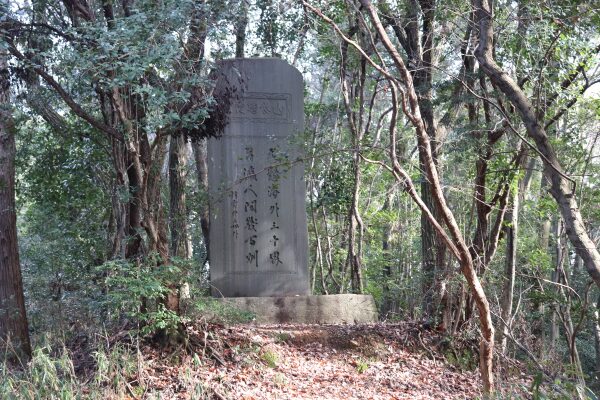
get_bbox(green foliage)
[355,358,369,374]
[317,153,354,214]
[97,255,190,337]
[274,332,292,343]
[261,349,279,368]
[530,370,599,400]
[55,0,212,136]
[14,113,111,333]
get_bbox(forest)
[1,0,599,398]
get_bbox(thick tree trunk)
[169,135,191,304]
[414,2,447,323]
[0,53,32,362]
[186,0,210,262]
[108,141,129,259]
[473,0,600,289]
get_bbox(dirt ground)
[139,322,531,399]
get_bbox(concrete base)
[217,294,378,324]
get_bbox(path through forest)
[136,322,530,399]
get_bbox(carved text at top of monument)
[230,93,291,123]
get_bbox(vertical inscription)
[230,142,294,271]
[230,190,239,239]
[241,146,259,268]
[267,146,288,267]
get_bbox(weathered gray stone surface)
[208,58,309,297]
[218,294,379,324]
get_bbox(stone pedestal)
[218,294,379,324]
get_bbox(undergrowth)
[0,284,252,400]
[1,339,139,399]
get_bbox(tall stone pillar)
[208,58,309,297]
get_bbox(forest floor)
[123,321,532,399]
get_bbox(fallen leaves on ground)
[138,322,530,399]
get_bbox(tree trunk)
[109,140,129,260]
[385,0,447,321]
[339,40,365,294]
[185,0,210,263]
[473,0,600,289]
[594,295,600,380]
[499,187,518,355]
[414,6,448,322]
[0,51,32,362]
[549,217,562,355]
[234,0,248,58]
[125,153,143,258]
[169,135,190,258]
[169,135,190,304]
[192,139,210,261]
[532,176,551,358]
[381,188,396,317]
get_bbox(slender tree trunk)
[339,40,365,294]
[500,151,534,354]
[346,156,364,293]
[533,176,552,358]
[307,76,328,294]
[549,217,562,355]
[499,187,518,354]
[169,135,190,258]
[234,0,248,58]
[594,295,600,380]
[555,254,586,396]
[321,206,338,291]
[192,139,210,261]
[0,51,32,362]
[381,188,396,317]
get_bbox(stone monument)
[207,58,378,324]
[207,58,309,297]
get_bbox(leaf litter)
[132,321,530,399]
